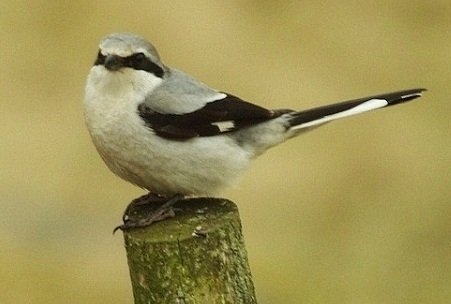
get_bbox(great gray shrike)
[84,32,425,229]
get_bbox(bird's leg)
[121,192,167,223]
[114,193,184,233]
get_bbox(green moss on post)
[122,198,257,304]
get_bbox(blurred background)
[1,1,450,303]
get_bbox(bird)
[84,32,425,230]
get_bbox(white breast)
[84,66,251,195]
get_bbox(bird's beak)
[104,55,123,71]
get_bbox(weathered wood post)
[121,197,257,304]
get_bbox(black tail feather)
[289,88,426,130]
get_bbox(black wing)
[138,94,282,139]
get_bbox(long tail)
[289,88,426,130]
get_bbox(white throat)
[83,65,163,146]
[85,65,163,101]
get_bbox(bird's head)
[87,32,166,97]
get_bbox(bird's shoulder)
[143,68,222,114]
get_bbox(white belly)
[84,94,251,196]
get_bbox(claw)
[113,193,184,233]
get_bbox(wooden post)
[122,198,257,304]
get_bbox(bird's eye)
[126,52,165,77]
[94,50,106,66]
[132,53,146,63]
[129,53,152,71]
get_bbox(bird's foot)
[114,193,184,233]
[121,193,167,223]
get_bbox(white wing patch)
[211,121,235,132]
[291,98,389,130]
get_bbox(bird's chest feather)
[84,73,251,193]
[84,70,158,161]
[84,76,158,180]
